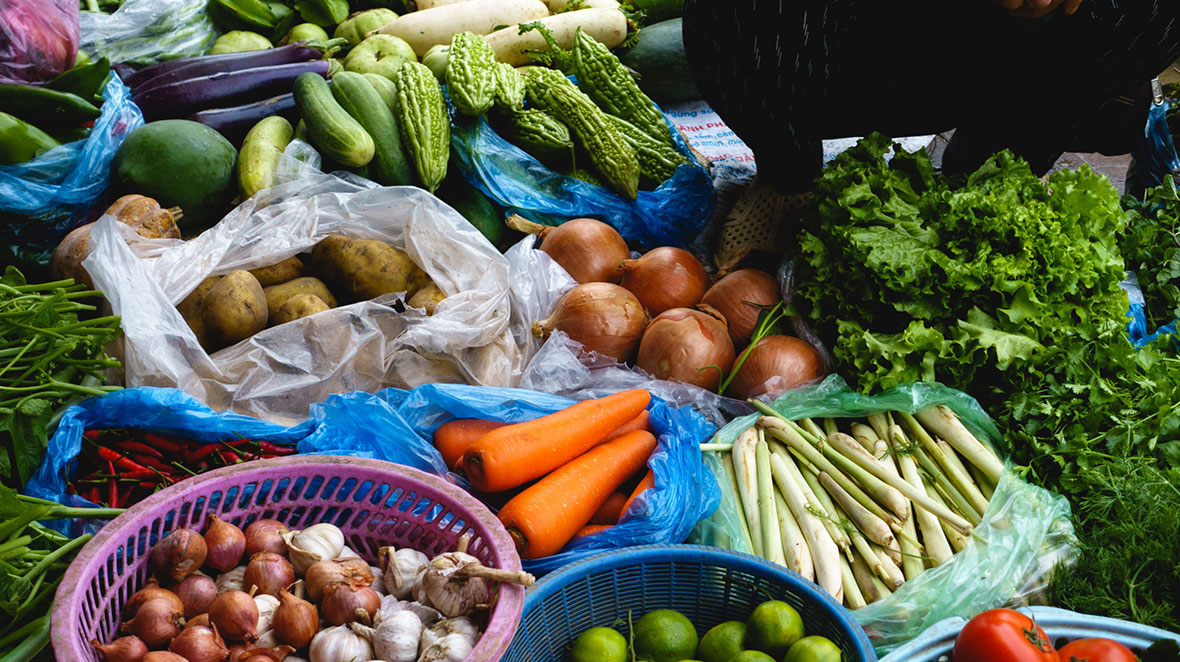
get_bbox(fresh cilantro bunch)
[1122,176,1180,329]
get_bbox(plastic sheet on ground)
[297,382,721,574]
[83,172,528,426]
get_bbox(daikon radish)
[374,0,550,56]
[484,8,627,66]
[417,0,475,8]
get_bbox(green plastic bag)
[690,375,1076,656]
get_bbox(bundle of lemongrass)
[701,402,1005,609]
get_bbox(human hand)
[993,0,1083,17]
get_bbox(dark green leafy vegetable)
[1122,175,1180,330]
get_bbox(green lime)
[633,609,699,662]
[726,652,775,662]
[783,635,842,662]
[744,600,805,657]
[696,621,748,662]
[571,626,628,662]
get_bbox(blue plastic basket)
[502,544,878,662]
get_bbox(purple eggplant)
[123,43,322,90]
[112,62,140,83]
[187,93,298,145]
[134,60,331,121]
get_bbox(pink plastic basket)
[50,455,526,662]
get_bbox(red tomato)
[953,608,1058,662]
[1056,638,1138,662]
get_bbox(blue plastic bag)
[299,383,721,574]
[0,72,143,256]
[1126,81,1180,198]
[24,387,313,537]
[450,107,716,249]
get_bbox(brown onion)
[150,528,208,583]
[320,583,380,626]
[700,269,780,345]
[120,597,185,649]
[204,515,246,573]
[242,553,294,597]
[537,218,629,284]
[243,520,288,557]
[176,574,217,619]
[303,558,373,602]
[272,588,318,649]
[185,614,211,630]
[209,590,258,643]
[728,335,824,400]
[637,305,736,391]
[169,625,228,662]
[125,582,184,620]
[620,247,709,316]
[142,653,190,662]
[532,283,647,362]
[91,635,149,662]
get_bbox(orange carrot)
[602,410,652,443]
[621,468,656,520]
[434,419,508,471]
[590,491,629,525]
[463,389,651,493]
[575,524,613,537]
[497,429,657,559]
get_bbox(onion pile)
[620,247,709,316]
[93,520,533,662]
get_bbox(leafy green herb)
[1122,175,1180,329]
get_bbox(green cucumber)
[618,18,700,103]
[362,73,398,111]
[330,71,415,186]
[238,116,294,198]
[292,71,375,168]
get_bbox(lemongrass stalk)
[870,541,906,589]
[797,466,851,553]
[799,417,826,441]
[700,443,735,452]
[937,439,991,511]
[850,549,884,604]
[756,433,786,565]
[926,482,969,552]
[968,461,996,501]
[840,554,867,609]
[897,504,925,581]
[774,486,813,580]
[870,572,893,599]
[914,405,1004,483]
[866,412,891,444]
[817,472,896,550]
[733,428,763,557]
[893,440,953,566]
[759,418,901,527]
[817,433,909,519]
[826,430,972,535]
[914,446,983,525]
[723,453,756,553]
[850,422,879,452]
[822,418,839,436]
[768,449,843,601]
[846,522,899,588]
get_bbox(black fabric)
[682,0,1180,192]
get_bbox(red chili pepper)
[86,486,102,504]
[114,440,165,459]
[96,446,153,473]
[133,455,175,473]
[258,441,296,456]
[185,443,225,464]
[120,469,161,481]
[143,433,185,454]
[107,460,119,508]
[83,430,101,441]
[139,481,158,490]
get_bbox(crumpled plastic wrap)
[0,0,78,85]
[80,0,219,67]
[82,173,526,425]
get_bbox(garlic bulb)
[286,657,309,662]
[380,547,429,600]
[308,625,372,662]
[351,610,421,662]
[419,618,479,662]
[216,566,247,593]
[376,595,441,628]
[254,594,280,634]
[283,524,345,576]
[337,545,361,559]
[418,542,535,617]
[254,628,279,648]
[369,566,386,596]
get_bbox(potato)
[407,282,446,315]
[177,276,221,350]
[272,294,330,326]
[310,234,420,301]
[263,277,338,322]
[249,256,306,287]
[201,270,268,347]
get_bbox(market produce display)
[0,58,111,165]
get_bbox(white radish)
[417,0,475,8]
[484,8,628,66]
[374,0,550,56]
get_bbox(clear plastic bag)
[450,109,716,249]
[0,0,78,84]
[80,0,220,68]
[690,375,1077,656]
[82,173,528,426]
[299,382,721,574]
[0,73,143,257]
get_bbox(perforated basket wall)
[51,455,525,662]
[503,544,877,662]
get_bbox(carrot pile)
[432,389,659,560]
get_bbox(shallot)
[91,635,148,662]
[321,583,381,625]
[532,283,647,362]
[243,520,289,557]
[637,305,736,391]
[203,515,246,573]
[209,590,259,643]
[150,528,207,583]
[243,552,294,597]
[168,625,228,662]
[700,269,780,345]
[142,653,189,662]
[120,598,185,648]
[176,574,217,620]
[304,558,373,602]
[272,588,318,649]
[620,247,709,315]
[124,581,184,620]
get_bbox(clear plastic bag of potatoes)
[82,172,525,425]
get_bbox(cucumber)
[618,18,700,104]
[362,73,398,112]
[330,72,415,186]
[239,116,294,199]
[292,71,375,168]
[437,174,504,247]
